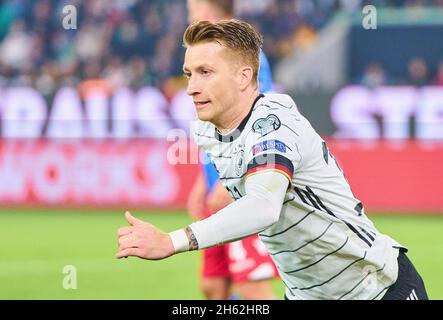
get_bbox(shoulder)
[257,93,297,111]
[250,94,299,124]
[243,93,308,147]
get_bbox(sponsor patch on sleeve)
[252,139,287,156]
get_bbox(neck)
[216,90,260,133]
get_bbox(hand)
[116,211,175,260]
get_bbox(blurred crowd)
[0,0,443,98]
[360,59,443,88]
[0,0,340,98]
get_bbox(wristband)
[168,229,189,253]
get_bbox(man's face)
[183,42,241,126]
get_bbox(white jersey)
[193,93,405,300]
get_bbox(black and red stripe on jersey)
[246,153,294,182]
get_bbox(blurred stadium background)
[0,0,442,299]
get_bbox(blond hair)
[183,19,263,84]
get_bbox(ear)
[238,66,254,91]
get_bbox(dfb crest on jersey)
[234,149,245,176]
[252,114,281,136]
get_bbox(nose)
[186,76,200,97]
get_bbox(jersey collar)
[214,94,264,143]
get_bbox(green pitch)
[0,208,442,300]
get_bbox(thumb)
[125,211,142,226]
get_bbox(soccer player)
[117,20,428,300]
[186,0,277,300]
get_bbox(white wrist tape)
[168,229,189,253]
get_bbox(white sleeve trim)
[189,171,288,249]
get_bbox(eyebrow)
[183,64,213,73]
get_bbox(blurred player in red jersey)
[186,0,278,300]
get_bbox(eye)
[201,69,211,75]
[183,72,191,79]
